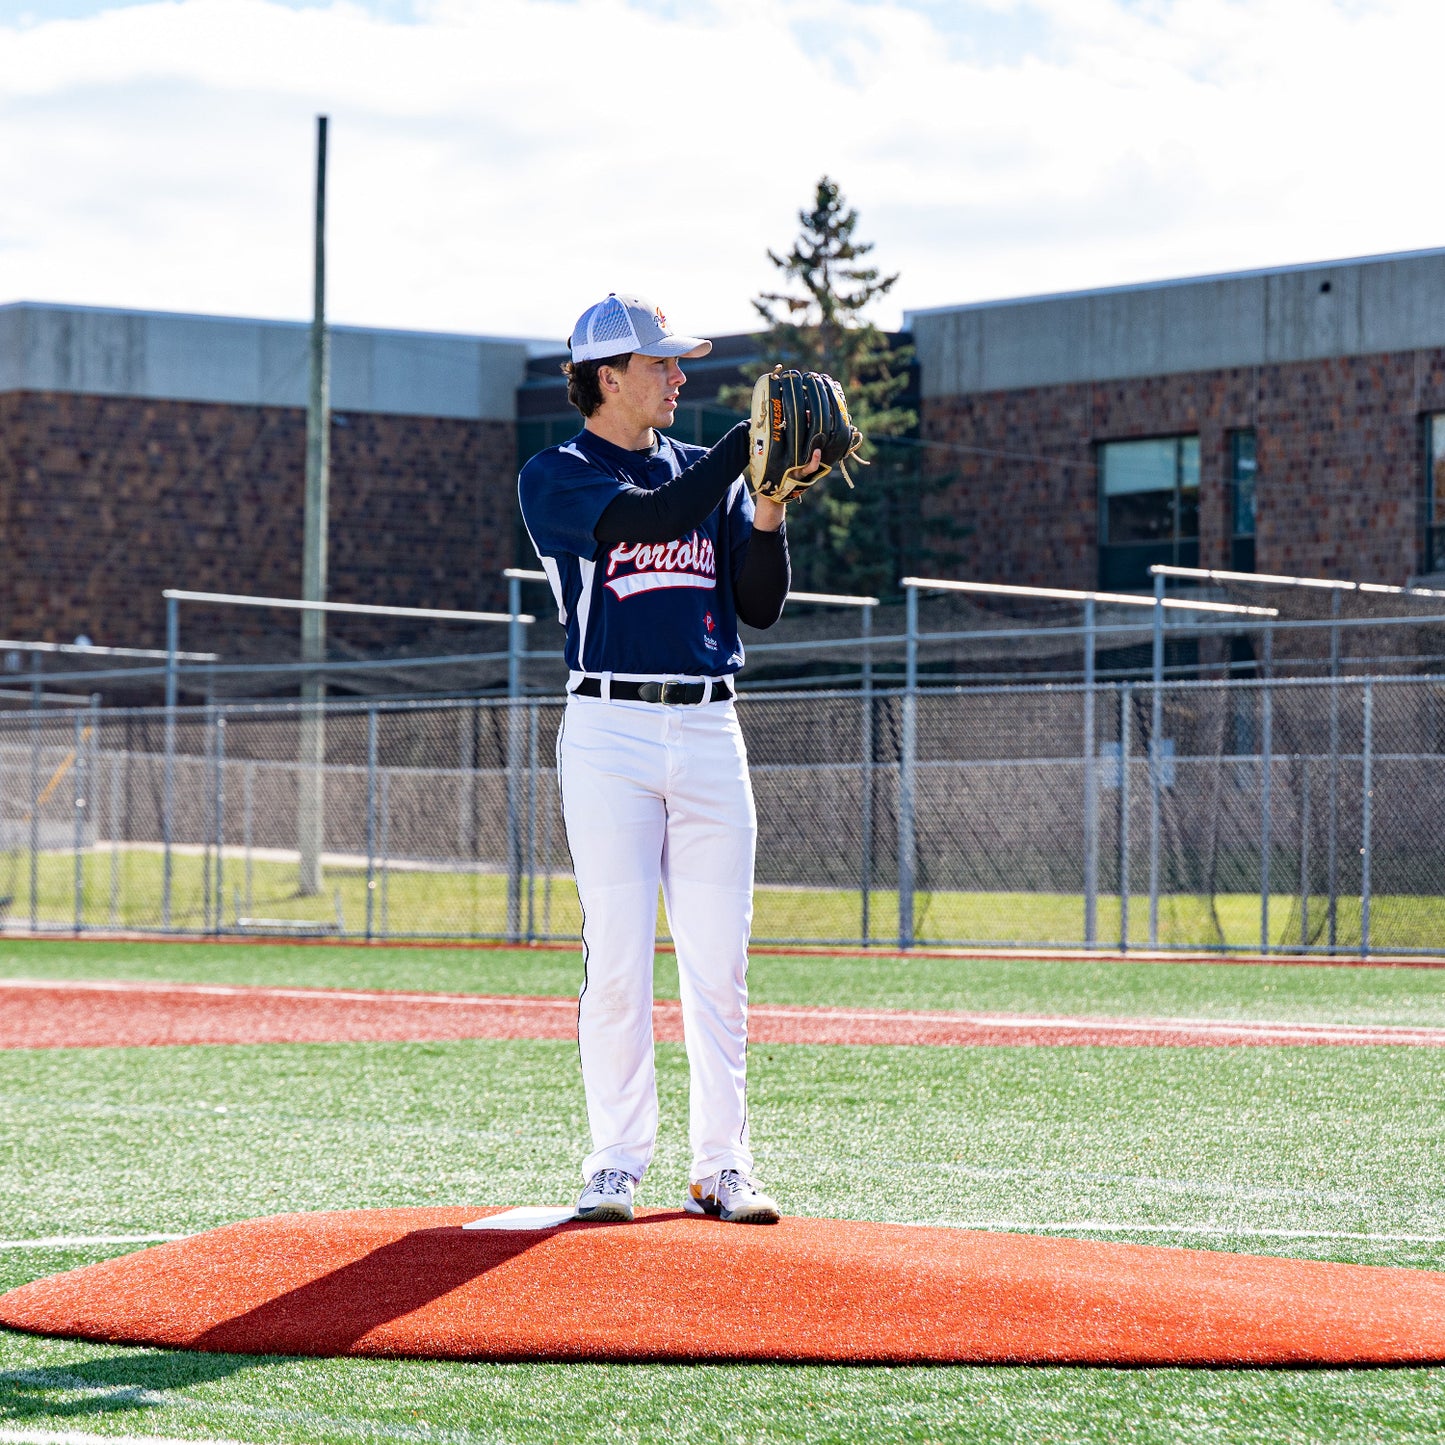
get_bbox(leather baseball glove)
[747,366,867,503]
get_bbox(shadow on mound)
[193,1211,686,1356]
[3,1206,1445,1366]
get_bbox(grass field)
[4,846,1444,952]
[1,940,1444,1441]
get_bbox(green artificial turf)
[4,937,1445,1027]
[2,1040,1442,1260]
[1,1336,1444,1445]
[0,1036,1444,1441]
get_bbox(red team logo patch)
[705,612,716,633]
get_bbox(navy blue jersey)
[518,428,755,678]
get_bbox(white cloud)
[0,0,1442,341]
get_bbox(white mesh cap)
[568,294,712,363]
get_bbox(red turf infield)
[5,1207,1445,1366]
[4,978,1444,1049]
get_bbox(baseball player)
[518,293,817,1225]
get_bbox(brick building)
[0,303,540,669]
[906,247,1445,592]
[4,248,1445,695]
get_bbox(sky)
[1,0,1442,344]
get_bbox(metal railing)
[1,570,1441,955]
[0,670,1442,957]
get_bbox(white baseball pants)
[557,692,757,1186]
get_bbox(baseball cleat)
[575,1167,637,1222]
[684,1169,781,1224]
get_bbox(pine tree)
[721,177,932,597]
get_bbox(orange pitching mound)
[4,1208,1445,1366]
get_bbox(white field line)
[919,1221,1445,1243]
[0,1433,257,1445]
[749,1004,1445,1045]
[0,1234,186,1250]
[2,1220,1439,1249]
[3,979,1441,1044]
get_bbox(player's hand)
[795,448,823,478]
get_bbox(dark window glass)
[1427,416,1445,574]
[1106,491,1173,544]
[1230,429,1257,539]
[1098,436,1200,590]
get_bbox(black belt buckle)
[638,680,701,705]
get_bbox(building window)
[1426,415,1445,575]
[1229,428,1257,573]
[1098,436,1200,591]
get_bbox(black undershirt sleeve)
[735,524,790,630]
[592,421,750,546]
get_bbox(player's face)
[610,354,686,432]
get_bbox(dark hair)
[562,352,631,417]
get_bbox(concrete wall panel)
[911,248,1445,398]
[142,313,269,406]
[0,303,542,421]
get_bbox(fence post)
[72,710,85,935]
[1260,680,1273,955]
[1326,588,1341,952]
[898,584,918,949]
[365,708,378,942]
[1299,755,1311,948]
[1082,597,1098,948]
[109,723,122,928]
[1361,679,1373,957]
[541,757,556,942]
[163,592,178,929]
[508,573,523,699]
[456,706,475,856]
[243,761,255,921]
[1119,684,1132,952]
[213,711,226,934]
[505,699,523,945]
[860,602,874,947]
[1149,572,1164,948]
[526,701,539,944]
[89,696,103,929]
[28,659,40,932]
[379,769,391,939]
[202,703,213,934]
[506,572,527,945]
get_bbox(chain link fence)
[0,677,1441,956]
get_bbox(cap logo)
[654,306,667,330]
